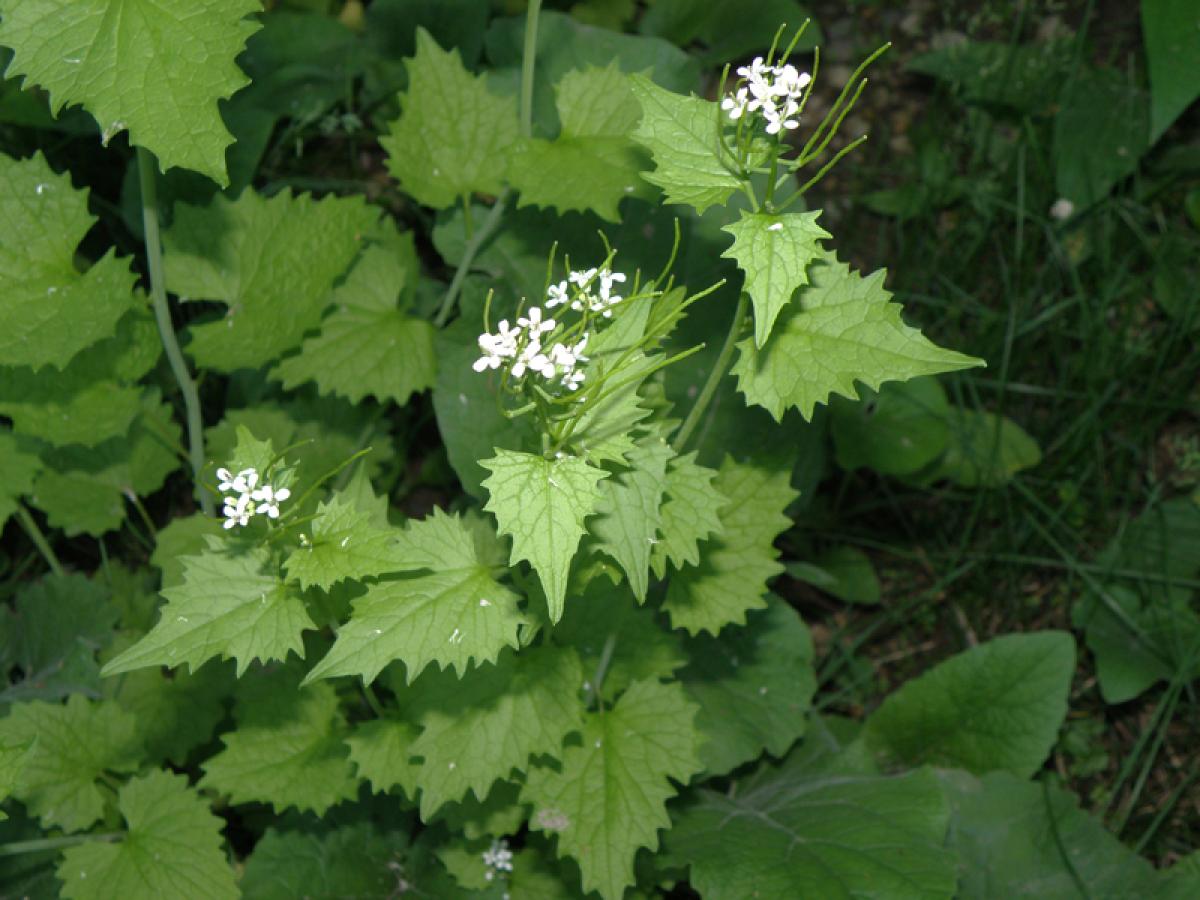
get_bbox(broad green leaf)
[830,376,951,476]
[0,153,136,370]
[239,823,410,900]
[639,0,822,65]
[0,738,34,819]
[732,254,983,421]
[481,449,608,623]
[1,573,117,703]
[649,452,724,579]
[629,75,741,214]
[305,509,525,683]
[522,679,703,900]
[272,232,436,405]
[106,660,233,766]
[381,28,518,208]
[0,696,141,832]
[29,392,182,537]
[202,678,357,814]
[102,544,315,678]
[722,211,830,347]
[432,309,538,498]
[409,644,585,819]
[510,63,652,221]
[0,1,259,184]
[664,456,796,635]
[346,718,422,799]
[57,771,237,900]
[681,595,816,775]
[865,631,1076,777]
[589,435,673,602]
[1143,0,1200,140]
[552,569,686,702]
[939,769,1166,899]
[151,514,224,590]
[788,545,882,605]
[0,430,39,525]
[432,779,528,842]
[283,494,404,591]
[926,408,1041,487]
[0,376,141,448]
[667,762,955,899]
[1054,66,1149,208]
[484,10,699,135]
[164,190,376,371]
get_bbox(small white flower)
[482,839,514,881]
[517,305,556,336]
[1049,198,1075,221]
[222,493,253,529]
[252,484,291,519]
[546,280,570,308]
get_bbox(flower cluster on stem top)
[218,466,291,529]
[721,55,812,135]
[473,264,628,393]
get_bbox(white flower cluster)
[546,266,627,319]
[721,56,812,135]
[481,839,513,881]
[218,466,290,530]
[474,264,629,392]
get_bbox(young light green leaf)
[57,771,238,900]
[283,494,405,591]
[102,544,315,678]
[522,679,703,900]
[381,28,518,208]
[202,680,357,815]
[305,509,525,684]
[0,1,259,185]
[0,430,40,526]
[649,451,725,579]
[664,456,796,635]
[239,823,410,900]
[732,254,984,421]
[164,190,376,372]
[346,718,422,799]
[151,514,225,589]
[629,75,743,214]
[682,595,816,775]
[0,153,136,370]
[667,764,955,899]
[272,234,436,405]
[722,211,831,348]
[481,449,609,623]
[409,644,586,819]
[510,63,652,221]
[0,737,35,820]
[589,435,673,602]
[864,631,1076,777]
[0,696,141,833]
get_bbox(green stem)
[0,832,122,857]
[672,293,749,452]
[433,0,540,328]
[15,505,64,577]
[519,0,543,140]
[138,147,212,517]
[361,681,387,718]
[589,632,618,709]
[433,192,509,328]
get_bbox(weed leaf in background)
[1142,0,1200,140]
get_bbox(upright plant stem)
[672,293,749,452]
[137,147,212,516]
[434,0,541,328]
[15,505,63,577]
